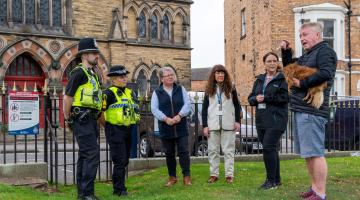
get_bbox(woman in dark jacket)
[248,52,289,189]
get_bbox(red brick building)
[225,0,360,103]
[191,67,211,91]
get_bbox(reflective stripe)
[104,87,140,126]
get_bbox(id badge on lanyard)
[258,77,270,110]
[258,103,266,109]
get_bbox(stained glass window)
[12,0,23,24]
[6,54,43,77]
[0,0,7,25]
[25,0,35,24]
[52,0,62,27]
[136,70,147,97]
[162,15,169,40]
[40,0,50,26]
[138,11,146,38]
[150,70,159,93]
[151,14,158,39]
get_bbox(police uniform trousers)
[105,123,132,193]
[73,117,100,197]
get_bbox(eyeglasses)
[215,71,225,75]
[162,74,175,78]
[265,60,278,63]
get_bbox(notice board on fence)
[8,91,39,135]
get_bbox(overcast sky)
[191,0,224,68]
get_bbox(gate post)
[44,88,48,163]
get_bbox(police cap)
[77,38,100,56]
[107,65,130,77]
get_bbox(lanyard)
[216,92,222,104]
[216,87,222,104]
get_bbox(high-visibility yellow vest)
[71,65,102,110]
[105,86,140,126]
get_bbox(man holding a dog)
[281,22,337,200]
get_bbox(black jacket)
[281,41,337,118]
[248,73,289,131]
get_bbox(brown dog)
[283,63,327,109]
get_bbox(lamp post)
[344,0,353,96]
[300,8,306,24]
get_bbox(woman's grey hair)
[300,22,323,35]
[158,66,175,78]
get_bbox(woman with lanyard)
[202,64,242,184]
[248,52,289,189]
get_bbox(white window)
[293,3,347,60]
[357,80,360,92]
[333,72,346,96]
[241,8,246,38]
[318,19,335,49]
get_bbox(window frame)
[240,8,246,39]
[150,14,159,40]
[162,14,170,41]
[138,11,147,38]
[293,3,347,60]
[0,0,66,32]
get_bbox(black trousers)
[105,124,132,193]
[257,129,283,183]
[161,136,190,177]
[73,118,100,197]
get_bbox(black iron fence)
[0,90,359,187]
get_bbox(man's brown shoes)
[165,176,192,187]
[165,176,177,187]
[183,176,192,186]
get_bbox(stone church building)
[224,0,360,103]
[0,0,192,97]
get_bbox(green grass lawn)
[1,157,360,200]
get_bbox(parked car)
[138,92,262,157]
[325,97,360,150]
[137,101,196,157]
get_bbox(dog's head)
[283,63,299,77]
[283,63,302,87]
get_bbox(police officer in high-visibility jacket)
[63,38,102,200]
[99,65,140,197]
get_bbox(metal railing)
[1,90,359,187]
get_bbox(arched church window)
[0,0,6,25]
[150,70,159,93]
[25,0,35,24]
[12,0,23,24]
[40,0,50,26]
[52,0,62,27]
[136,70,147,97]
[6,53,43,77]
[162,15,170,40]
[138,11,146,38]
[151,14,158,39]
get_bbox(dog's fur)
[283,63,327,109]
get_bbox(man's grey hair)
[158,66,175,78]
[301,22,323,36]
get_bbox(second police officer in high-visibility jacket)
[99,65,140,197]
[63,38,102,200]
